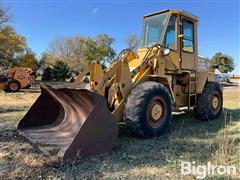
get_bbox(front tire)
[5,79,21,92]
[124,81,172,138]
[194,81,223,120]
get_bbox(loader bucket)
[17,85,118,163]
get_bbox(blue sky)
[2,0,240,73]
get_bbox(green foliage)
[83,38,99,62]
[83,35,116,64]
[211,52,234,73]
[42,34,116,73]
[52,61,72,81]
[96,34,116,63]
[41,67,53,81]
[42,61,72,81]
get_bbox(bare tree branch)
[0,4,11,26]
[125,34,139,52]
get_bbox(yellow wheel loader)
[0,67,35,92]
[18,9,223,163]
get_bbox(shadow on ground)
[0,84,239,179]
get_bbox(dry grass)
[0,86,239,179]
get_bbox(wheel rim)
[147,96,166,128]
[211,93,220,113]
[151,103,163,120]
[10,83,18,91]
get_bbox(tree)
[43,34,116,72]
[83,35,116,64]
[83,38,100,62]
[18,48,38,71]
[0,26,26,66]
[211,52,234,73]
[52,60,72,81]
[96,34,116,63]
[45,35,87,72]
[125,34,139,52]
[0,5,11,27]
[0,5,37,70]
[42,67,53,81]
[68,35,87,71]
[48,36,73,63]
[40,52,57,67]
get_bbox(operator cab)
[139,9,198,71]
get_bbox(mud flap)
[17,85,118,163]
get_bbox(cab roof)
[144,9,198,22]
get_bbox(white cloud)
[92,8,98,15]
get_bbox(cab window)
[182,19,194,53]
[163,15,177,50]
[140,13,170,47]
[147,27,159,46]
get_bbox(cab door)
[180,18,196,70]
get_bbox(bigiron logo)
[180,161,239,179]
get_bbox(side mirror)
[212,64,219,69]
[162,49,170,56]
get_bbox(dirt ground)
[0,84,239,179]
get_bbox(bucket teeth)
[18,85,118,163]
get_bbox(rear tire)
[124,81,172,138]
[194,81,223,120]
[5,79,21,92]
